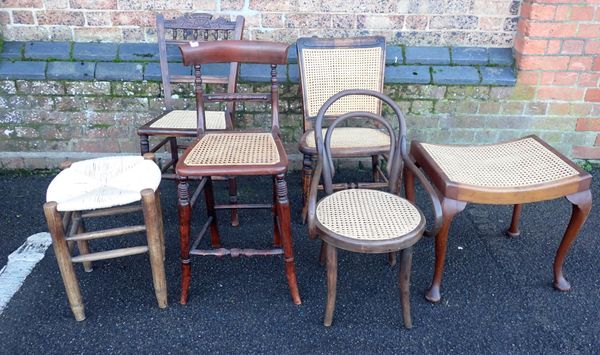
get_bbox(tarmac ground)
[0,168,598,354]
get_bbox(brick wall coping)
[0,41,516,86]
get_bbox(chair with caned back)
[137,13,244,225]
[175,40,301,306]
[408,136,592,303]
[307,89,442,328]
[296,36,390,224]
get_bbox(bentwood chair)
[408,136,592,303]
[296,36,390,223]
[307,89,442,328]
[43,154,167,321]
[137,13,244,225]
[176,40,301,306]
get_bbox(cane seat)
[149,110,226,130]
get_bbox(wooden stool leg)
[272,178,282,247]
[154,189,165,261]
[43,202,85,321]
[426,198,466,303]
[70,212,92,272]
[204,177,221,248]
[177,178,192,305]
[275,174,301,305]
[141,189,168,309]
[319,240,326,266]
[553,190,592,291]
[323,242,337,327]
[301,154,313,224]
[228,177,240,227]
[506,204,523,237]
[399,246,413,329]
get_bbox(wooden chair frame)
[296,36,389,223]
[175,40,301,306]
[408,136,593,303]
[307,89,442,328]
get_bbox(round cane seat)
[302,127,390,149]
[46,156,161,212]
[316,189,423,241]
[419,137,580,189]
[149,110,226,130]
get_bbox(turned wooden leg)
[272,178,282,247]
[141,189,168,309]
[204,177,221,248]
[426,198,466,303]
[324,242,337,327]
[44,202,85,321]
[301,154,313,224]
[553,190,592,291]
[275,174,301,305]
[506,204,523,237]
[319,240,326,266]
[70,212,92,272]
[371,155,380,182]
[177,178,192,305]
[140,134,150,155]
[399,246,414,329]
[228,177,239,227]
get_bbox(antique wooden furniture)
[176,40,301,305]
[408,135,593,303]
[296,36,390,222]
[307,89,442,328]
[137,13,244,225]
[43,154,167,321]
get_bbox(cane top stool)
[43,155,167,321]
[408,135,592,303]
[308,89,442,328]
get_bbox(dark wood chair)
[176,40,301,306]
[408,135,593,303]
[137,13,244,225]
[296,36,390,223]
[43,154,167,321]
[307,89,442,328]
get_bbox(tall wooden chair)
[307,89,442,328]
[176,40,301,306]
[408,136,593,303]
[137,13,244,225]
[296,36,390,223]
[43,154,167,321]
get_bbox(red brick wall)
[514,0,600,159]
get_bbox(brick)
[85,11,112,26]
[73,42,118,61]
[488,48,513,65]
[561,40,584,54]
[584,40,600,54]
[0,41,24,59]
[111,11,154,26]
[593,57,600,70]
[525,22,577,38]
[0,11,8,25]
[96,62,144,81]
[546,40,562,54]
[478,17,504,31]
[554,5,572,21]
[576,118,600,131]
[537,87,585,100]
[37,10,85,25]
[452,47,488,65]
[432,66,480,85]
[502,102,525,115]
[70,0,116,9]
[16,80,64,95]
[73,27,121,41]
[384,66,431,84]
[119,43,159,61]
[0,81,17,95]
[12,10,35,24]
[596,134,600,146]
[517,71,539,85]
[45,0,69,9]
[112,82,160,97]
[568,56,593,71]
[517,55,570,70]
[577,24,600,38]
[385,46,403,65]
[0,0,43,7]
[525,102,548,115]
[515,36,547,55]
[65,81,111,95]
[357,15,404,30]
[548,103,571,115]
[570,6,595,20]
[0,61,46,80]
[540,72,555,85]
[530,4,556,20]
[429,15,478,30]
[572,146,600,159]
[24,41,71,60]
[481,67,517,86]
[405,47,450,65]
[553,72,579,85]
[405,15,428,30]
[47,62,95,81]
[478,102,502,114]
[585,89,600,102]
